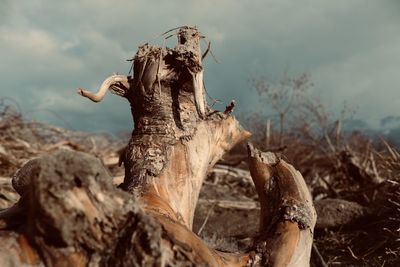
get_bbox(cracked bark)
[0,26,316,266]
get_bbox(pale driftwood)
[0,26,316,267]
[198,199,259,210]
[212,164,253,181]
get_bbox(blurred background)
[0,0,399,140]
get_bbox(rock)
[314,198,369,229]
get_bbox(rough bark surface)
[120,28,209,193]
[0,149,167,267]
[0,26,316,267]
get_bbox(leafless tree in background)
[252,71,313,147]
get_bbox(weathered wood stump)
[0,26,316,266]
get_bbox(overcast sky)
[1,0,399,133]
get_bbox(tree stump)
[0,26,316,266]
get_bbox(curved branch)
[77,74,129,102]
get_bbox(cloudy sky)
[1,0,399,133]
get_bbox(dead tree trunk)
[0,26,316,266]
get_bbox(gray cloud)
[0,0,399,132]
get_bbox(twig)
[201,38,219,63]
[197,199,259,210]
[203,82,221,107]
[381,138,398,161]
[312,243,328,267]
[320,175,339,197]
[361,240,387,258]
[146,26,186,43]
[347,246,359,260]
[388,198,400,208]
[211,164,252,181]
[202,41,211,60]
[197,203,215,235]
